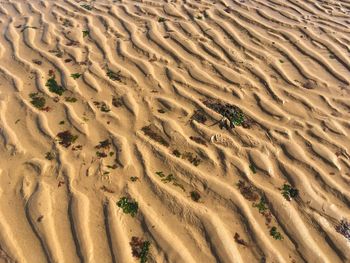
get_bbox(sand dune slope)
[0,0,350,262]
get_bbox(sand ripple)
[0,0,349,262]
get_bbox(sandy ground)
[0,0,350,262]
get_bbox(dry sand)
[0,0,350,262]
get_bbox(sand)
[0,0,349,262]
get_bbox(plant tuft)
[270,227,283,240]
[117,197,138,217]
[81,4,92,10]
[253,197,268,213]
[281,184,299,201]
[203,100,251,129]
[130,237,150,263]
[29,93,46,110]
[82,30,89,37]
[71,73,81,79]
[56,130,78,148]
[190,191,201,202]
[106,69,121,81]
[46,77,65,96]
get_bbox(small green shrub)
[117,197,138,217]
[46,77,65,96]
[106,69,121,81]
[65,97,77,103]
[82,30,89,37]
[249,164,257,174]
[253,197,268,213]
[57,130,78,148]
[270,227,283,240]
[96,151,107,158]
[29,93,46,109]
[45,151,55,160]
[155,171,185,191]
[203,100,251,128]
[95,139,111,149]
[70,73,81,79]
[281,184,299,201]
[190,191,201,202]
[130,237,150,263]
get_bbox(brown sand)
[0,0,350,262]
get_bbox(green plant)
[95,139,111,149]
[253,197,268,213]
[100,102,110,112]
[155,171,165,177]
[96,151,107,158]
[249,164,257,174]
[106,69,121,81]
[155,171,185,191]
[65,97,77,103]
[203,100,249,128]
[106,164,118,169]
[281,184,299,201]
[190,191,201,202]
[70,73,81,79]
[141,125,169,147]
[82,30,89,37]
[172,150,201,166]
[156,171,173,183]
[29,93,46,109]
[162,174,174,183]
[46,77,65,96]
[182,151,201,166]
[231,110,244,126]
[45,151,55,160]
[173,149,181,157]
[117,197,138,217]
[57,130,78,148]
[335,220,350,241]
[130,237,150,263]
[140,241,150,263]
[270,227,283,240]
[81,4,92,10]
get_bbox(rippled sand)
[0,0,349,262]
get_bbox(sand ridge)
[0,0,349,262]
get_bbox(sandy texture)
[0,0,350,262]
